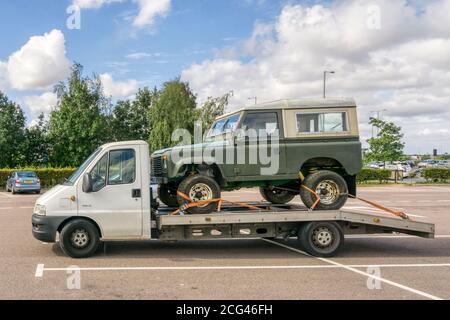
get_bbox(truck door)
[77,147,143,238]
[236,111,286,177]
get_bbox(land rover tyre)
[60,219,100,258]
[158,184,179,207]
[259,187,296,204]
[177,175,221,214]
[298,221,344,257]
[300,170,348,210]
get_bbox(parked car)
[6,171,41,194]
[152,98,363,214]
[418,160,438,168]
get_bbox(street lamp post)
[370,109,388,138]
[323,71,335,99]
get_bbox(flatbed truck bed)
[154,203,435,257]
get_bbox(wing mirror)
[82,173,93,193]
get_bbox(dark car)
[6,171,41,194]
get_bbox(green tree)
[365,118,405,164]
[0,91,26,168]
[49,64,110,167]
[111,87,156,142]
[22,113,50,167]
[149,79,197,152]
[196,93,230,135]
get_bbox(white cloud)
[23,92,58,118]
[73,0,123,9]
[125,52,161,59]
[132,0,171,28]
[181,0,450,153]
[3,29,71,91]
[100,73,139,98]
[0,61,8,92]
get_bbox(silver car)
[6,171,41,194]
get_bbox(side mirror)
[82,173,93,193]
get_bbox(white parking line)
[262,239,444,300]
[35,262,450,278]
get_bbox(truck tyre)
[298,221,344,257]
[259,187,296,204]
[158,184,179,207]
[177,175,221,214]
[300,170,348,210]
[60,219,100,258]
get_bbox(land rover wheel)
[259,187,296,204]
[177,175,221,214]
[298,221,344,257]
[158,184,179,207]
[60,219,100,258]
[300,170,348,210]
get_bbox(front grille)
[151,156,164,176]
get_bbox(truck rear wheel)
[298,221,344,257]
[259,187,296,204]
[158,184,179,207]
[177,175,221,214]
[300,170,348,210]
[60,219,100,258]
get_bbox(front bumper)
[31,214,67,243]
[151,177,169,184]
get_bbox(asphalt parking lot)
[0,186,449,300]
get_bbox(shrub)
[0,168,76,189]
[422,168,450,182]
[357,168,391,184]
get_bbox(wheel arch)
[57,216,103,238]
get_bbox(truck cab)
[32,141,153,257]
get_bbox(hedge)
[0,168,76,189]
[357,168,391,184]
[422,168,450,182]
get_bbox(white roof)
[243,98,356,111]
[101,140,148,149]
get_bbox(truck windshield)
[206,114,240,141]
[63,148,102,186]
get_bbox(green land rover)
[151,98,363,214]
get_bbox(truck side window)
[242,112,279,138]
[108,149,136,185]
[90,154,108,192]
[297,112,348,133]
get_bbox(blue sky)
[1,0,284,98]
[1,0,450,154]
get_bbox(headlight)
[34,204,47,216]
[163,155,168,170]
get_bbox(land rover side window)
[90,154,108,192]
[243,112,279,137]
[208,119,226,137]
[223,114,240,134]
[108,149,136,185]
[296,112,348,133]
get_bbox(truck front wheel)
[300,170,348,210]
[259,187,296,204]
[158,183,179,207]
[298,221,344,257]
[60,219,100,258]
[177,175,221,214]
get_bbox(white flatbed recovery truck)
[31,141,435,258]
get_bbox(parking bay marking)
[35,262,450,277]
[262,239,444,300]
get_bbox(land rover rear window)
[296,112,348,133]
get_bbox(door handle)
[132,189,141,198]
